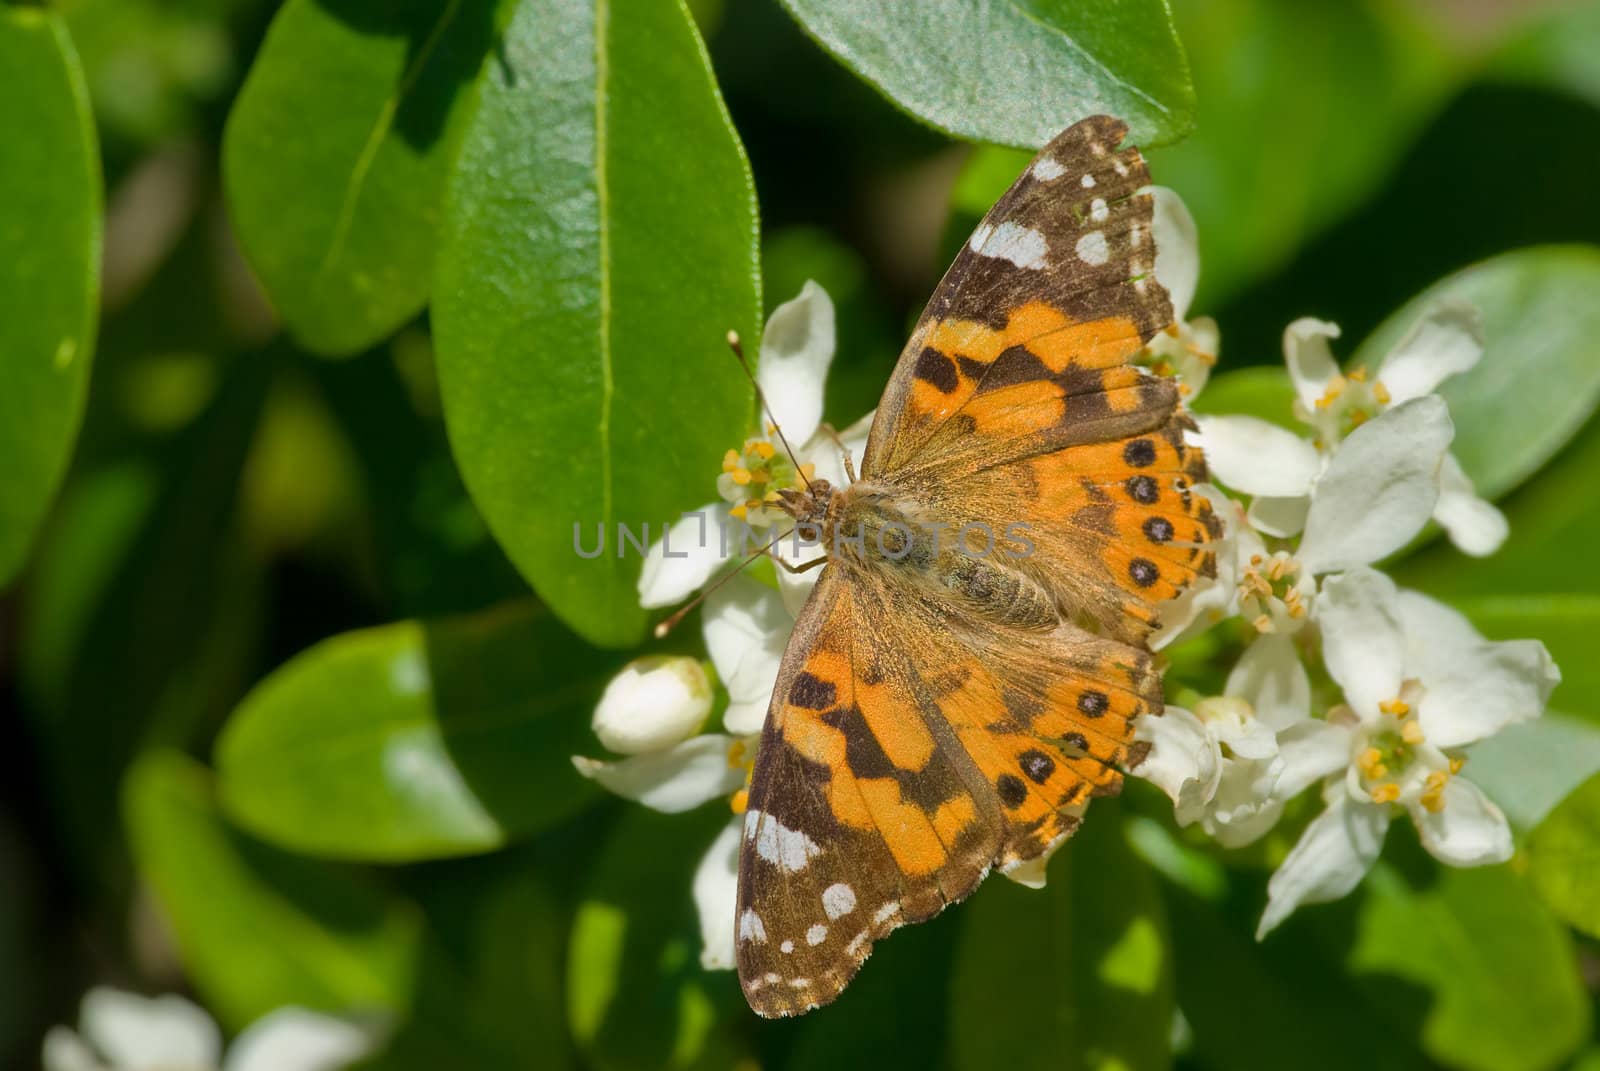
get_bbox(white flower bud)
[592,656,713,755]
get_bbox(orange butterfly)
[734,115,1219,1016]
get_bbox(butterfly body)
[737,115,1219,1017]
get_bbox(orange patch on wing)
[857,678,936,770]
[927,317,1005,365]
[857,777,948,876]
[784,708,845,767]
[1026,315,1143,372]
[932,793,977,845]
[963,381,1065,437]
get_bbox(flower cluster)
[572,189,1558,962]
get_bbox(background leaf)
[1349,861,1590,1071]
[224,0,505,355]
[775,0,1195,149]
[125,750,420,1031]
[216,602,614,861]
[433,0,760,647]
[1352,245,1600,502]
[0,7,101,585]
[1526,771,1600,941]
[949,808,1174,1071]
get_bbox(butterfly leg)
[767,550,828,575]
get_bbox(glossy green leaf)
[224,0,504,355]
[1491,1,1600,113]
[1350,862,1589,1071]
[1144,0,1459,306]
[1527,772,1600,940]
[124,750,420,1031]
[0,8,101,585]
[567,807,749,1071]
[776,0,1195,149]
[950,809,1174,1071]
[1353,245,1600,502]
[434,0,759,647]
[216,602,614,861]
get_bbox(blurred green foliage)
[3,0,1600,1069]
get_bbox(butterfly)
[734,115,1219,1017]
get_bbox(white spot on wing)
[780,940,794,954]
[1032,156,1065,181]
[739,908,767,943]
[976,220,1049,269]
[822,883,857,920]
[873,901,900,925]
[1081,174,1097,189]
[967,221,994,254]
[846,930,870,956]
[1113,158,1130,176]
[1090,198,1109,222]
[1076,231,1110,266]
[806,923,828,946]
[789,977,812,989]
[746,810,822,872]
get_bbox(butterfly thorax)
[784,479,1059,631]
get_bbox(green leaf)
[434,0,760,647]
[1352,245,1600,502]
[1144,0,1459,305]
[776,0,1195,148]
[216,602,615,861]
[567,806,749,1071]
[950,808,1174,1071]
[124,750,420,1031]
[1527,772,1600,940]
[224,0,504,355]
[1350,862,1590,1071]
[1490,1,1600,113]
[0,8,100,586]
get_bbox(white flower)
[637,280,865,609]
[1136,633,1308,847]
[589,655,712,755]
[1139,187,1218,398]
[1202,304,1505,556]
[43,989,376,1071]
[1256,568,1559,938]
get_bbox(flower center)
[1303,366,1393,448]
[1139,322,1217,397]
[1351,692,1462,810]
[719,431,815,528]
[1237,551,1309,633]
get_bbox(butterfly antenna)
[654,526,796,639]
[726,330,813,491]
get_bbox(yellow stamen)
[727,739,747,768]
[764,490,781,502]
[1401,720,1425,745]
[1374,382,1392,405]
[722,449,740,472]
[1250,554,1264,567]
[753,441,776,460]
[1370,783,1401,805]
[1379,698,1410,717]
[731,468,752,486]
[750,469,770,483]
[1252,614,1272,632]
[1449,756,1465,775]
[1358,748,1386,779]
[1420,790,1444,813]
[729,503,748,520]
[729,788,749,814]
[1425,770,1448,794]
[1348,366,1368,383]
[1315,376,1346,410]
[1348,409,1370,428]
[1289,603,1308,619]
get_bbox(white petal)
[1396,587,1559,747]
[1149,186,1200,319]
[757,280,836,445]
[224,1009,377,1071]
[692,817,743,970]
[1246,494,1310,539]
[1410,778,1512,867]
[1318,569,1406,720]
[1378,301,1483,405]
[1433,453,1507,557]
[1194,416,1319,497]
[42,1029,107,1071]
[1207,797,1284,849]
[1283,318,1341,412]
[592,656,713,756]
[1297,396,1451,574]
[1257,793,1388,939]
[1274,720,1354,800]
[1133,708,1221,822]
[80,988,222,1071]
[772,524,830,619]
[637,504,729,609]
[703,575,793,735]
[1225,633,1311,731]
[798,408,874,490]
[572,735,744,813]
